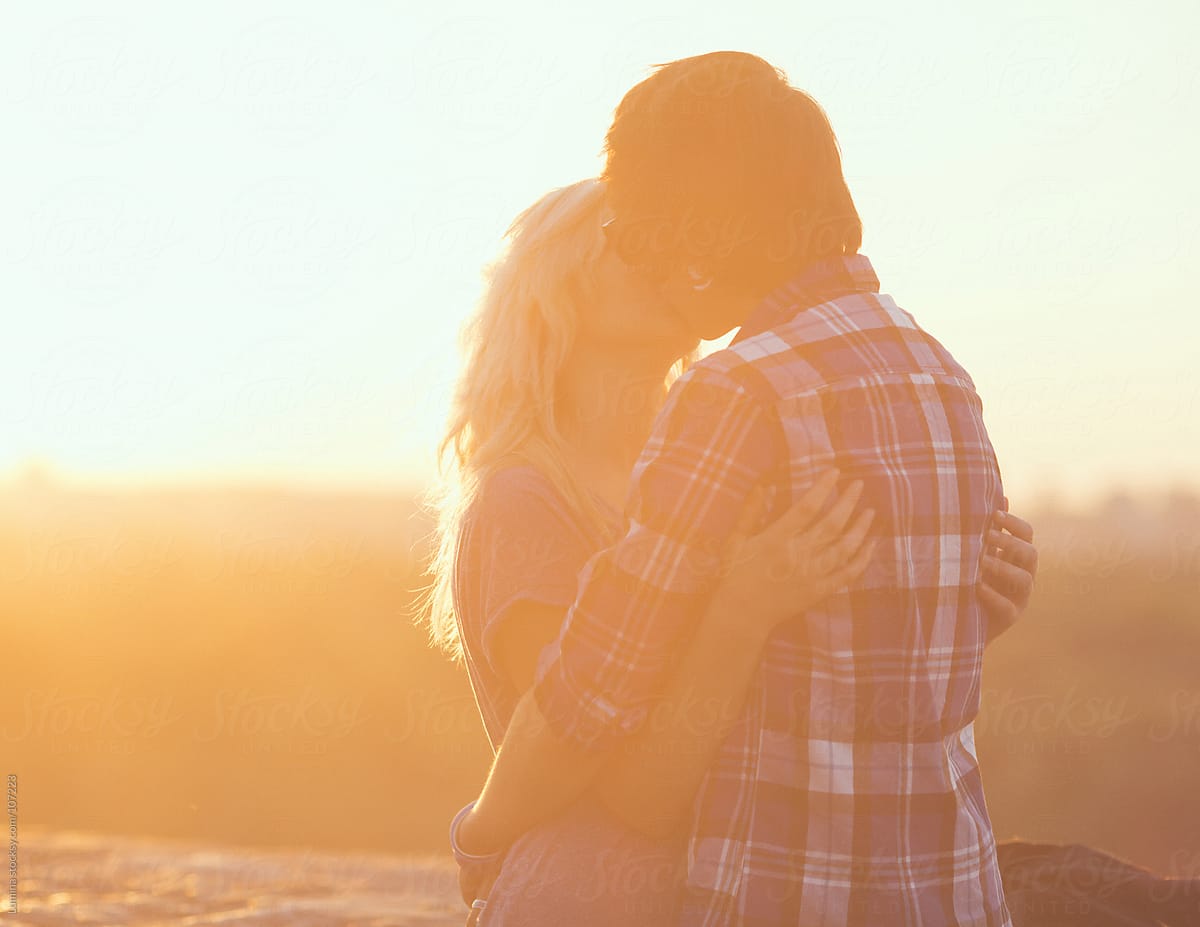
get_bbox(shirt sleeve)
[530,364,784,751]
[465,468,593,680]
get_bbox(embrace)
[418,51,1194,927]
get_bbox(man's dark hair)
[601,51,862,292]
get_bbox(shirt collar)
[731,252,881,346]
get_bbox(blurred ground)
[1,482,1198,892]
[4,830,461,925]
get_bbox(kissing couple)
[419,50,1191,927]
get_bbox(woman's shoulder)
[461,461,621,567]
[478,462,559,500]
[474,463,573,524]
[455,464,592,651]
[461,463,593,557]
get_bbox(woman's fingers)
[768,477,869,583]
[808,506,875,577]
[834,507,876,563]
[986,528,1038,572]
[978,581,1018,629]
[722,486,766,566]
[819,537,877,596]
[744,472,874,590]
[767,469,840,540]
[804,479,865,545]
[462,860,502,924]
[458,865,479,908]
[981,553,1032,602]
[993,509,1034,543]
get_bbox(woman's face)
[580,235,699,365]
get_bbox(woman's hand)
[713,469,876,634]
[460,858,502,926]
[979,508,1038,641]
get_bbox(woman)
[420,178,1039,926]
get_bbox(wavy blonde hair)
[418,177,694,663]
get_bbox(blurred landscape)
[2,476,1199,918]
[8,830,462,925]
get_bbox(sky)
[2,0,1197,508]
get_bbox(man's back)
[677,255,1011,926]
[531,253,1012,926]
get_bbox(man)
[456,51,1018,926]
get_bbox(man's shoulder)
[681,298,858,401]
[715,290,978,396]
[667,351,771,406]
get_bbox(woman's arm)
[461,501,1042,922]
[585,576,806,837]
[490,593,770,839]
[490,473,876,840]
[489,504,1040,842]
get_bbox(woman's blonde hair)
[417,177,693,663]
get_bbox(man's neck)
[732,252,878,345]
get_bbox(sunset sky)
[3,0,1197,507]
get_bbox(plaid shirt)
[531,253,1012,927]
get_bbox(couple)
[422,52,1038,926]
